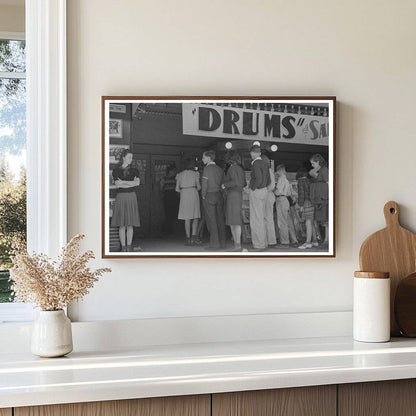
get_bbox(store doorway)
[133,153,181,239]
[150,155,181,237]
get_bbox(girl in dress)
[111,150,141,252]
[309,154,329,246]
[296,168,318,249]
[222,152,245,251]
[176,158,201,246]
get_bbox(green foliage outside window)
[0,39,26,302]
[0,162,26,302]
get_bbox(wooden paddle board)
[359,201,416,335]
[395,272,416,337]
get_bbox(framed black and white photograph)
[102,96,336,258]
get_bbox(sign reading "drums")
[182,103,329,146]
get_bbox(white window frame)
[0,31,25,41]
[0,0,67,323]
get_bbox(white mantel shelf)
[2,336,416,408]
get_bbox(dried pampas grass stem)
[10,235,111,311]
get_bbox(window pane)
[0,75,26,302]
[0,39,26,73]
[0,78,26,153]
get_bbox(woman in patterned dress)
[309,154,329,246]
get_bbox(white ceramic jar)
[31,310,73,357]
[353,271,390,343]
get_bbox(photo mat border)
[101,96,336,259]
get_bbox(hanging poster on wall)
[102,96,336,258]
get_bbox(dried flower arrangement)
[10,235,111,311]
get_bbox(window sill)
[0,303,35,324]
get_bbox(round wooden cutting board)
[359,201,416,336]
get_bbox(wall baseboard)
[0,311,352,353]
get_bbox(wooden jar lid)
[354,271,390,279]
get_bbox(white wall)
[67,0,416,322]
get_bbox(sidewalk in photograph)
[121,237,328,253]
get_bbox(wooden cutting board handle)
[359,201,416,336]
[384,201,400,228]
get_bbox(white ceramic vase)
[31,310,73,358]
